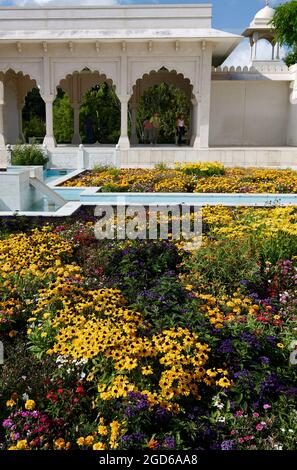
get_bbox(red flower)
[75,386,85,396]
[46,392,58,402]
[57,388,64,394]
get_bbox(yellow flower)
[84,435,94,446]
[93,442,106,450]
[277,343,285,349]
[98,425,108,436]
[216,377,232,388]
[76,437,85,446]
[185,285,193,291]
[141,366,153,376]
[16,440,28,450]
[54,438,65,450]
[6,399,16,408]
[8,446,18,450]
[25,399,35,410]
[8,330,17,338]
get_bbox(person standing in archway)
[176,114,186,146]
[143,116,153,144]
[150,112,160,145]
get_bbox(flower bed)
[62,164,297,194]
[0,207,296,450]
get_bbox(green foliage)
[53,88,74,143]
[11,144,48,166]
[22,88,45,142]
[22,116,45,142]
[185,238,261,294]
[80,83,121,144]
[176,162,226,177]
[272,1,297,66]
[137,83,190,143]
[154,162,170,170]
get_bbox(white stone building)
[0,2,296,168]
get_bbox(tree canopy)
[272,0,297,66]
[137,83,190,143]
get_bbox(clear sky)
[0,1,287,34]
[0,0,288,65]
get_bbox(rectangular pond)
[53,189,297,206]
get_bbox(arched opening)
[22,87,45,143]
[0,70,39,145]
[130,68,194,146]
[253,38,277,61]
[58,69,120,145]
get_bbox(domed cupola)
[242,1,280,63]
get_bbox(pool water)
[27,198,62,212]
[53,189,297,206]
[44,169,75,183]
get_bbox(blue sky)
[0,1,286,34]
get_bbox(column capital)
[118,94,131,104]
[41,94,56,104]
[71,102,81,110]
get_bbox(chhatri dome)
[250,1,275,27]
[242,1,279,62]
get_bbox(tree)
[272,0,297,66]
[53,88,73,143]
[79,83,121,144]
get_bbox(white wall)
[209,81,290,146]
[287,101,297,146]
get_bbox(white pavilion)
[0,2,296,169]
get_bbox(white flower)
[273,444,283,450]
[216,403,224,409]
[217,416,226,423]
[22,393,29,401]
[288,429,294,433]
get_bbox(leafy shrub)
[11,144,48,167]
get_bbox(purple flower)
[2,419,13,429]
[234,369,250,379]
[221,440,235,451]
[163,436,175,449]
[260,356,270,365]
[136,399,149,411]
[154,407,172,423]
[124,406,135,418]
[241,332,261,350]
[122,432,146,443]
[266,335,276,343]
[217,339,234,354]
